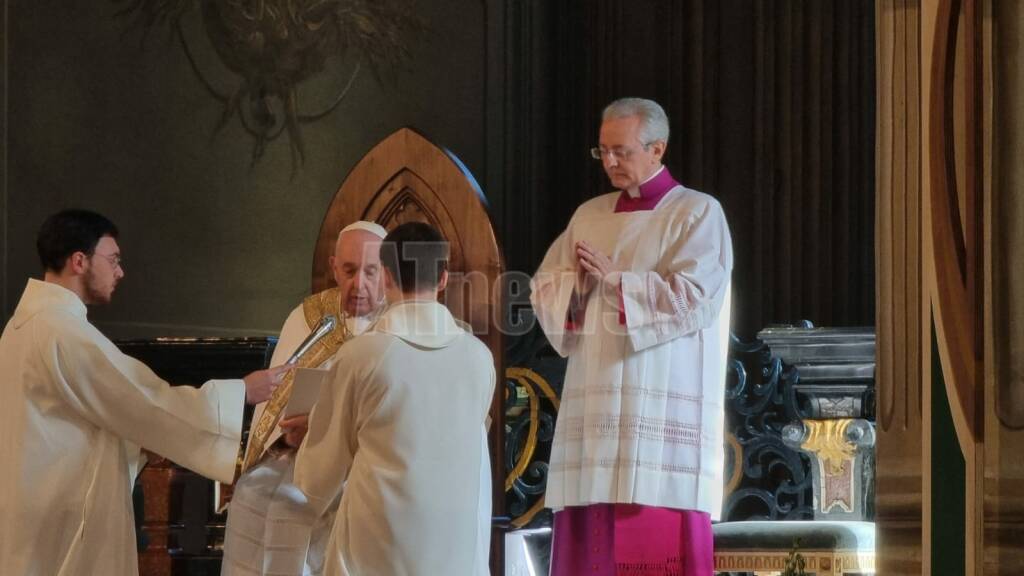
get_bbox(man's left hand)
[279,414,309,448]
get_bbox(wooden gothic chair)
[311,127,507,573]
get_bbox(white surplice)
[531,186,733,518]
[222,305,370,576]
[0,279,245,576]
[294,300,495,576]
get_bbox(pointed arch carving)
[361,167,466,277]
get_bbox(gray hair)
[602,97,670,144]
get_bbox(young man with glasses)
[532,98,734,576]
[0,209,286,576]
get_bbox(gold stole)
[240,288,353,474]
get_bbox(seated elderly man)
[222,221,388,576]
[294,222,496,576]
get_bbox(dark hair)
[36,209,119,272]
[380,222,449,293]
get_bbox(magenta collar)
[614,166,679,212]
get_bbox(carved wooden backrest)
[312,129,502,335]
[312,127,505,569]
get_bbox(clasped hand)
[575,240,620,296]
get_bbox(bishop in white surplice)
[532,107,734,521]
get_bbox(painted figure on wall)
[116,0,420,172]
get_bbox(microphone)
[285,314,338,365]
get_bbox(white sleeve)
[530,227,583,358]
[47,319,245,484]
[619,198,734,352]
[270,304,311,367]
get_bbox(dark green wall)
[2,1,879,340]
[1,0,489,338]
[1,1,8,329]
[931,324,966,575]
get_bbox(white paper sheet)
[283,367,329,418]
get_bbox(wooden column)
[922,0,986,573]
[875,1,924,574]
[881,1,1024,573]
[985,1,1024,573]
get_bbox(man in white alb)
[221,221,388,576]
[0,209,285,576]
[531,97,734,575]
[294,221,495,576]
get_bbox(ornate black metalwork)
[503,324,565,529]
[722,334,814,521]
[502,323,881,525]
[505,413,554,517]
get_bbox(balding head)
[330,224,386,317]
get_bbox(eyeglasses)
[589,142,653,161]
[92,252,125,270]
